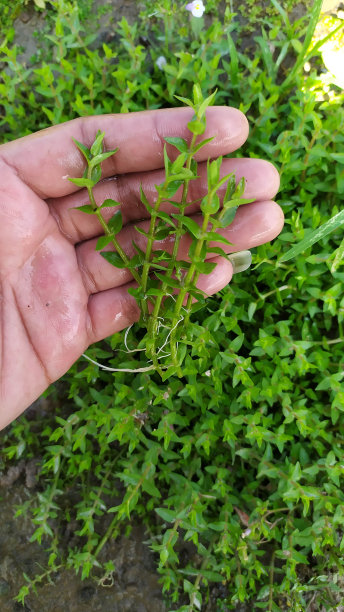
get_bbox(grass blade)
[227,32,239,86]
[270,0,291,33]
[279,209,344,263]
[281,0,323,90]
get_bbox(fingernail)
[228,250,252,274]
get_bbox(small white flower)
[156,55,167,70]
[185,1,205,18]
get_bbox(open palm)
[0,107,283,429]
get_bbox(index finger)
[0,107,249,199]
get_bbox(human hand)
[0,107,283,429]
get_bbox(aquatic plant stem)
[140,191,165,314]
[146,133,198,368]
[169,211,211,370]
[86,170,146,316]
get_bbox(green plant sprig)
[70,86,254,376]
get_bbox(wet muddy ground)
[0,481,166,612]
[0,463,248,612]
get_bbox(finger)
[50,158,280,244]
[87,257,233,344]
[77,200,283,295]
[0,107,248,199]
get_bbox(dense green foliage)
[70,100,254,378]
[1,0,344,610]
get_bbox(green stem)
[169,211,211,369]
[141,193,164,292]
[86,171,144,310]
[146,134,198,370]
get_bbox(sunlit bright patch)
[311,13,344,90]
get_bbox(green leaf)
[201,570,223,582]
[196,89,217,118]
[179,215,202,239]
[154,227,174,240]
[155,273,181,289]
[195,261,217,275]
[74,204,95,214]
[135,226,150,238]
[68,177,95,189]
[164,179,184,198]
[100,251,126,268]
[99,198,122,209]
[220,206,238,227]
[223,174,236,201]
[192,137,214,154]
[279,209,344,263]
[207,246,231,259]
[90,130,105,156]
[331,236,344,273]
[90,148,119,166]
[223,197,254,208]
[192,83,203,105]
[108,210,123,234]
[155,507,176,522]
[140,186,153,213]
[72,137,91,161]
[330,153,344,164]
[142,480,161,498]
[206,231,232,245]
[201,194,220,215]
[156,210,177,228]
[233,176,246,199]
[163,144,171,176]
[231,334,244,352]
[95,235,113,250]
[166,169,194,181]
[127,254,142,269]
[91,164,102,184]
[171,153,188,175]
[187,118,206,135]
[127,286,144,301]
[174,94,193,108]
[152,249,172,262]
[164,137,189,153]
[177,342,187,366]
[208,158,221,189]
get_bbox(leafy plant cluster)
[70,87,253,378]
[1,0,344,611]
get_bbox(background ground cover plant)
[0,0,343,610]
